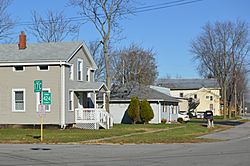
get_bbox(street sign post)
[34,80,42,92]
[42,92,51,105]
[34,80,44,142]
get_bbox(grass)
[0,121,232,144]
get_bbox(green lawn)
[0,121,231,144]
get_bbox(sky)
[6,0,250,79]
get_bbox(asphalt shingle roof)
[157,78,220,90]
[110,85,179,103]
[0,42,82,62]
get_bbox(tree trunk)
[103,40,111,113]
[223,82,227,119]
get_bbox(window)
[194,94,197,99]
[179,93,184,97]
[69,64,74,80]
[69,91,74,111]
[36,88,51,112]
[38,65,49,71]
[13,66,24,72]
[206,96,209,100]
[86,68,90,82]
[210,104,214,110]
[77,59,83,81]
[210,96,213,101]
[12,89,25,112]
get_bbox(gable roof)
[0,41,97,69]
[157,78,220,90]
[110,85,179,103]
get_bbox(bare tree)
[28,10,79,42]
[0,0,15,42]
[88,40,105,82]
[69,0,134,112]
[111,44,158,90]
[191,20,249,119]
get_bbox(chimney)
[18,31,26,49]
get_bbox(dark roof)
[157,78,220,90]
[110,85,179,103]
[0,42,82,62]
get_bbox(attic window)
[13,66,24,72]
[38,65,49,71]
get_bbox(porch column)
[103,93,106,109]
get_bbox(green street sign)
[34,80,42,92]
[42,92,51,105]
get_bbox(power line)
[13,0,204,27]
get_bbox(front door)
[78,93,84,108]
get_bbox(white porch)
[75,108,113,130]
[71,82,113,130]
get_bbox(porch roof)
[71,82,109,92]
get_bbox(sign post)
[34,80,43,142]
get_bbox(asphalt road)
[0,122,250,166]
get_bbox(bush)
[140,99,154,124]
[127,96,140,124]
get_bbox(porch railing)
[75,108,113,130]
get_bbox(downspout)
[60,61,66,128]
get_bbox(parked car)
[177,112,190,123]
[196,112,205,119]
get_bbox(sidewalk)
[200,122,250,140]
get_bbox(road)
[0,122,250,166]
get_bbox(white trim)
[66,43,83,62]
[13,66,25,72]
[37,65,50,71]
[68,91,74,112]
[66,42,98,69]
[77,58,83,81]
[61,65,66,128]
[12,88,26,112]
[0,61,71,67]
[69,64,74,80]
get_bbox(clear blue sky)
[7,0,250,79]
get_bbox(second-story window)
[13,66,24,72]
[38,65,49,71]
[69,64,74,80]
[86,68,90,82]
[77,59,83,81]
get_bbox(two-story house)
[157,79,221,116]
[0,32,111,129]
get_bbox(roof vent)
[18,31,26,50]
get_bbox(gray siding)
[0,65,61,125]
[64,46,97,124]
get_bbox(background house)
[157,79,221,116]
[0,32,111,129]
[103,85,180,124]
